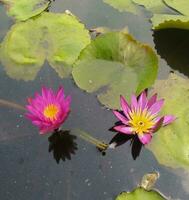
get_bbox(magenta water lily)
[113,91,176,145]
[26,87,71,134]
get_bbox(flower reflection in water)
[48,129,77,163]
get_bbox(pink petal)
[138,133,152,145]
[65,95,71,107]
[162,115,176,126]
[25,113,41,121]
[120,96,131,119]
[26,105,44,120]
[149,99,164,116]
[138,91,147,110]
[42,87,48,99]
[56,87,65,100]
[113,125,133,134]
[27,97,32,104]
[113,110,129,125]
[131,94,138,110]
[46,88,54,102]
[39,127,51,134]
[152,117,164,133]
[32,120,43,126]
[39,123,58,134]
[29,98,44,111]
[39,123,57,134]
[39,131,47,135]
[147,93,157,108]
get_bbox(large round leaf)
[148,74,189,170]
[132,0,168,13]
[72,32,158,109]
[164,0,189,16]
[135,0,189,30]
[0,0,50,21]
[46,13,91,78]
[151,14,189,30]
[103,0,141,15]
[0,12,90,81]
[116,188,165,200]
[104,0,189,30]
[0,18,45,80]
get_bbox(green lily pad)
[132,0,168,13]
[0,0,50,21]
[104,0,189,30]
[72,32,158,109]
[103,0,141,15]
[151,14,189,30]
[163,0,189,16]
[116,188,165,200]
[148,74,189,170]
[0,12,90,81]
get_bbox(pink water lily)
[113,91,176,145]
[26,86,71,134]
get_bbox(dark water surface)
[0,0,189,200]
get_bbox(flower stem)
[75,129,108,151]
[0,99,25,111]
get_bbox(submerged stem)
[0,99,25,111]
[75,129,108,151]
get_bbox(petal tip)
[138,133,152,145]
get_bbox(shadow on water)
[153,28,189,77]
[48,129,78,163]
[109,125,143,160]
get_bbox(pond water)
[0,0,189,200]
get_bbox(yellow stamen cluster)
[43,104,59,120]
[129,108,155,134]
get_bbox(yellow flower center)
[43,104,59,120]
[129,108,155,134]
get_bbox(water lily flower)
[26,87,71,134]
[113,91,176,145]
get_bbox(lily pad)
[116,188,165,200]
[0,0,50,21]
[148,74,189,170]
[103,0,141,15]
[0,12,90,81]
[104,0,189,30]
[151,14,189,30]
[72,32,158,109]
[163,0,189,16]
[132,0,168,13]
